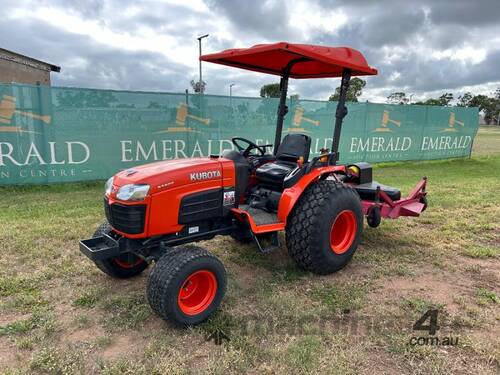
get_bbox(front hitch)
[79,233,121,261]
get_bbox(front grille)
[178,189,222,224]
[104,198,146,234]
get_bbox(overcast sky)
[2,0,499,102]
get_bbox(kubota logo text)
[190,170,221,181]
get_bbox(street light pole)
[197,34,209,94]
[229,83,235,107]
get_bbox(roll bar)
[274,64,352,164]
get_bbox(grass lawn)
[0,127,499,374]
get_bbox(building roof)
[201,42,377,79]
[0,48,60,72]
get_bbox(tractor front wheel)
[147,245,227,326]
[286,180,363,275]
[92,221,148,279]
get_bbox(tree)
[260,83,281,98]
[413,89,499,125]
[494,90,500,124]
[387,92,409,105]
[457,92,473,107]
[414,93,453,106]
[426,99,443,106]
[190,79,206,94]
[328,78,366,102]
[55,90,117,108]
[469,95,497,124]
[438,93,453,106]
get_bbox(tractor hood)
[111,158,223,195]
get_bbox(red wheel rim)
[113,255,144,269]
[178,270,217,316]
[329,210,357,255]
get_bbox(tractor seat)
[255,161,296,186]
[353,181,401,202]
[256,134,311,188]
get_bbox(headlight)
[105,177,114,195]
[116,184,150,201]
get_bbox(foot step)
[251,231,280,254]
[239,204,280,226]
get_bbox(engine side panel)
[145,158,236,237]
[106,157,237,238]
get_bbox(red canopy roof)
[200,42,377,79]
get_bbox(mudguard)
[277,165,346,224]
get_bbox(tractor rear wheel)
[147,245,226,326]
[286,180,363,275]
[92,221,148,279]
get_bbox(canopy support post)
[274,74,289,154]
[331,68,351,164]
[273,57,309,154]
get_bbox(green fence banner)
[0,84,479,185]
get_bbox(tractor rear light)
[116,184,150,201]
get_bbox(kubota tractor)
[80,42,427,326]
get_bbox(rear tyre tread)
[286,180,363,275]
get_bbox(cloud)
[428,0,500,26]
[0,0,499,102]
[205,0,300,40]
[0,17,190,92]
[39,0,105,17]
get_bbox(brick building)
[0,48,60,85]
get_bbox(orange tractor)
[80,43,427,326]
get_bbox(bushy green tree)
[260,83,281,98]
[328,78,366,102]
[414,92,453,106]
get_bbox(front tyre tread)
[147,245,226,326]
[92,220,147,279]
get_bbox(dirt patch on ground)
[65,326,102,344]
[458,255,500,289]
[100,333,148,361]
[357,349,408,374]
[0,312,31,326]
[230,262,273,291]
[369,269,469,314]
[0,340,19,369]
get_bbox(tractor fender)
[277,165,346,224]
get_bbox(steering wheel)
[231,137,268,157]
